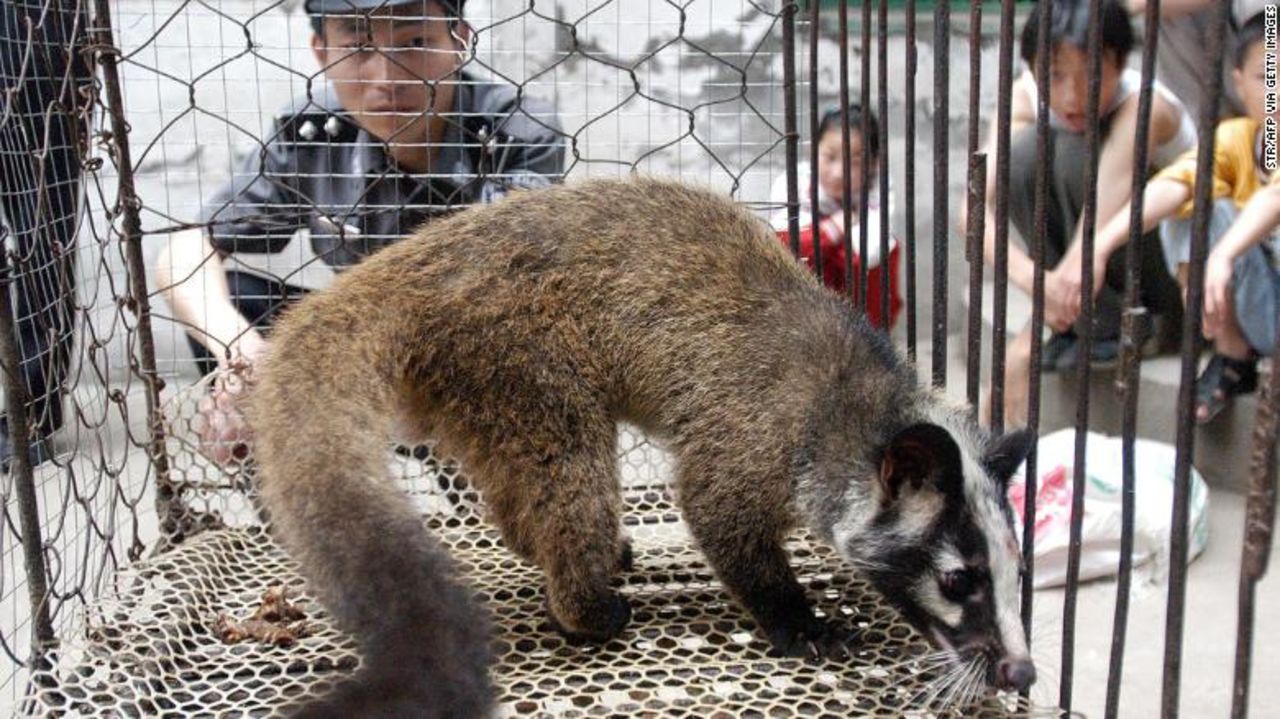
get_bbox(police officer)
[153,0,564,464]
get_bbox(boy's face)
[311,1,466,148]
[1234,40,1277,128]
[1038,43,1124,135]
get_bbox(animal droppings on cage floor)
[17,489,1061,718]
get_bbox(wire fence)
[0,0,1275,716]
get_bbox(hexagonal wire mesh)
[19,414,1062,718]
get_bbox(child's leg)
[1008,127,1072,266]
[1004,326,1034,429]
[1223,238,1279,360]
[1194,311,1261,424]
[1006,126,1092,370]
[1205,310,1254,360]
[1190,210,1277,423]
[1161,199,1239,309]
[1160,203,1207,310]
[982,324,1034,429]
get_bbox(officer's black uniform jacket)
[202,72,565,269]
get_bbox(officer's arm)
[485,95,567,195]
[502,119,566,189]
[153,230,268,369]
[154,117,312,367]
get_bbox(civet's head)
[827,413,1037,692]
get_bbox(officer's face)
[312,1,467,149]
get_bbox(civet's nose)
[995,657,1037,692]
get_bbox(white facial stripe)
[893,490,945,540]
[926,403,1031,661]
[831,474,945,567]
[914,575,963,628]
[831,490,877,555]
[935,543,965,574]
[962,452,1029,659]
[975,480,1030,662]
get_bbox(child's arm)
[1125,0,1216,18]
[1048,95,1183,326]
[1097,178,1190,260]
[1052,177,1192,322]
[1203,182,1280,337]
[1035,98,1145,333]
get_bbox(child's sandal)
[1194,353,1258,425]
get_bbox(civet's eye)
[939,569,979,603]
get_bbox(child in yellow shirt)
[1057,12,1279,423]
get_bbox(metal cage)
[0,1,1275,716]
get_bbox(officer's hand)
[194,347,263,468]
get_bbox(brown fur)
[248,177,931,717]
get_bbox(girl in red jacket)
[770,104,901,330]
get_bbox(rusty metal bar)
[875,0,885,323]
[988,0,1015,435]
[964,0,982,416]
[1020,0,1053,675]
[1162,2,1232,715]
[1231,358,1278,719]
[903,0,918,360]
[966,152,986,416]
[808,0,822,282]
[1104,0,1162,715]
[782,1,801,259]
[838,0,854,294]
[92,0,176,540]
[1059,0,1107,710]
[930,0,950,388]
[965,0,982,204]
[857,0,872,310]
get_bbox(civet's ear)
[983,427,1036,488]
[878,423,963,504]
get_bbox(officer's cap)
[304,0,464,17]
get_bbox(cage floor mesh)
[18,478,1059,718]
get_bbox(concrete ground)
[1029,488,1280,718]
